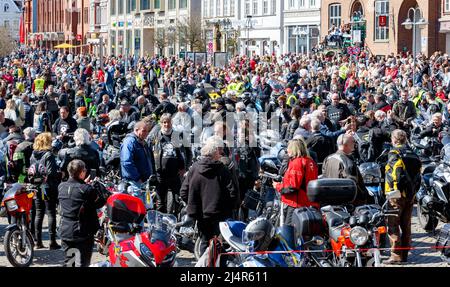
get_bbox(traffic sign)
[76,34,82,41]
[379,16,387,27]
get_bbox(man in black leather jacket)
[58,159,107,267]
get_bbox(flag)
[19,14,25,44]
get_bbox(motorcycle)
[1,183,37,267]
[416,144,450,233]
[307,179,400,267]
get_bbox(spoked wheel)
[4,229,34,267]
[417,204,438,233]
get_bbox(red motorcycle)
[1,183,37,267]
[105,193,178,267]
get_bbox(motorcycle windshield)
[2,183,24,201]
[359,162,382,178]
[146,210,177,234]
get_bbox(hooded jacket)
[180,157,238,220]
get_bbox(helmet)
[242,218,275,252]
[193,87,207,100]
[196,82,204,89]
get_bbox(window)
[140,0,150,10]
[252,0,257,15]
[310,0,316,8]
[299,0,305,8]
[271,0,276,14]
[154,0,160,9]
[224,0,229,16]
[168,0,176,10]
[216,0,220,16]
[4,20,10,27]
[230,0,235,16]
[210,0,214,16]
[118,0,124,14]
[111,0,116,16]
[263,0,268,14]
[203,0,208,17]
[446,0,450,12]
[245,0,250,16]
[4,4,9,12]
[180,0,187,9]
[289,0,295,9]
[375,0,389,40]
[329,4,341,28]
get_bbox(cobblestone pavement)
[0,205,447,267]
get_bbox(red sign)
[379,16,387,27]
[76,34,82,41]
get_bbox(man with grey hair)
[180,136,238,255]
[60,128,100,179]
[322,133,368,205]
[293,115,312,139]
[306,118,334,166]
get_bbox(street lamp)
[246,15,253,58]
[218,18,232,53]
[402,7,428,82]
[168,26,176,56]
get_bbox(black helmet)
[242,218,275,252]
[193,87,207,100]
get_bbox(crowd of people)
[1,44,449,266]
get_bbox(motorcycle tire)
[417,204,439,233]
[194,237,205,260]
[4,229,34,267]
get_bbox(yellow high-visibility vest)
[34,78,45,93]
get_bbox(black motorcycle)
[417,145,450,233]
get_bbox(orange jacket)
[275,157,320,209]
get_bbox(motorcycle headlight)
[5,200,18,212]
[350,226,369,246]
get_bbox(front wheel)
[4,229,34,267]
[194,237,205,260]
[417,204,438,233]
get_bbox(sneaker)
[36,242,47,249]
[383,258,402,265]
[49,242,61,250]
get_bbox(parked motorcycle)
[417,144,450,232]
[104,194,178,267]
[1,183,37,267]
[307,179,401,267]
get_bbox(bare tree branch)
[0,26,16,57]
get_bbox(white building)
[0,0,22,41]
[108,0,201,57]
[239,0,283,57]
[88,0,109,57]
[283,0,321,54]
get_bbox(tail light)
[377,226,386,234]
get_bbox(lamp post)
[402,7,428,82]
[218,18,232,53]
[168,26,176,56]
[246,15,253,57]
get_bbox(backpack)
[5,140,19,180]
[391,147,422,195]
[28,152,51,186]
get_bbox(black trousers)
[197,218,221,256]
[156,177,181,215]
[34,192,57,243]
[62,239,94,267]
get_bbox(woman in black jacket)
[29,132,62,249]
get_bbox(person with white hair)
[180,136,238,255]
[60,128,100,179]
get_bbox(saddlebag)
[292,207,326,239]
[307,179,357,205]
[435,223,450,263]
[106,193,146,233]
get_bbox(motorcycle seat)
[323,211,349,228]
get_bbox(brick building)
[320,0,445,57]
[26,0,90,53]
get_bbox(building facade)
[283,0,321,55]
[108,0,201,58]
[238,0,283,57]
[320,0,445,57]
[0,0,22,41]
[440,0,450,54]
[88,0,109,57]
